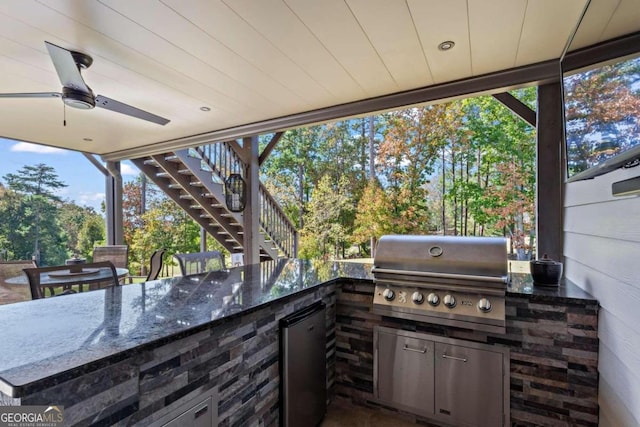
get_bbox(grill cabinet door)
[376,330,435,416]
[434,342,505,427]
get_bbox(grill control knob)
[412,291,424,305]
[443,294,456,308]
[383,288,395,301]
[478,298,492,312]
[427,293,440,306]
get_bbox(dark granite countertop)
[0,259,595,397]
[0,259,371,397]
[507,272,597,303]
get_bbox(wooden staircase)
[131,141,297,261]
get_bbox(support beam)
[243,136,261,265]
[83,153,109,176]
[226,139,248,165]
[562,31,640,73]
[200,227,207,252]
[536,82,564,262]
[259,132,284,166]
[492,92,536,127]
[85,154,123,246]
[105,161,124,245]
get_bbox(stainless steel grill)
[372,235,508,334]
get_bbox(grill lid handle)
[371,267,509,284]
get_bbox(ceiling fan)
[0,41,170,126]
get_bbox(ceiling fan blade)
[45,41,90,92]
[95,95,170,126]
[0,92,61,98]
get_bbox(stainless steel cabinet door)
[434,342,504,427]
[376,330,435,416]
[162,396,213,427]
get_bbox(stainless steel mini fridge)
[280,301,326,427]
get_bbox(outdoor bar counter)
[0,259,598,426]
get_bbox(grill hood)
[373,235,508,287]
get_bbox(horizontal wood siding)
[564,167,640,427]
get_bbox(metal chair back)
[146,248,167,281]
[174,251,225,276]
[23,261,119,299]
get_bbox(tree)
[352,179,393,254]
[78,215,106,258]
[299,175,354,259]
[2,164,68,265]
[0,186,29,260]
[564,57,640,175]
[378,106,447,234]
[460,90,537,255]
[59,203,103,256]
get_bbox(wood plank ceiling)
[0,0,638,159]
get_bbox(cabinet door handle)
[403,344,427,353]
[442,353,467,362]
[194,404,209,419]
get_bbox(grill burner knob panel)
[478,298,492,312]
[412,292,424,305]
[443,294,456,308]
[427,293,440,306]
[383,288,395,301]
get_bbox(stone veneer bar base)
[334,279,599,427]
[1,276,597,427]
[2,284,336,427]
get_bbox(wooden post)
[243,136,261,265]
[536,82,564,262]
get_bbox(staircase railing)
[193,142,243,183]
[259,182,297,258]
[191,142,297,258]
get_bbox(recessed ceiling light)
[83,138,93,142]
[438,41,455,51]
[200,106,211,112]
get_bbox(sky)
[0,137,140,212]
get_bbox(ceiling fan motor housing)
[62,86,95,109]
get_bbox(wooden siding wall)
[564,167,640,427]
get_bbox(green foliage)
[564,56,640,176]
[299,175,354,259]
[1,164,70,265]
[352,179,393,245]
[59,203,103,256]
[78,215,105,259]
[263,88,538,259]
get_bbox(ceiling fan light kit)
[62,87,95,109]
[0,41,169,125]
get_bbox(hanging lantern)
[224,173,246,212]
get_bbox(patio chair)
[23,261,119,300]
[0,260,37,304]
[174,251,225,276]
[128,248,167,282]
[93,245,129,282]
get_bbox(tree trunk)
[441,146,446,234]
[452,149,457,236]
[298,163,304,229]
[368,116,376,254]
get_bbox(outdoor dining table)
[5,267,129,294]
